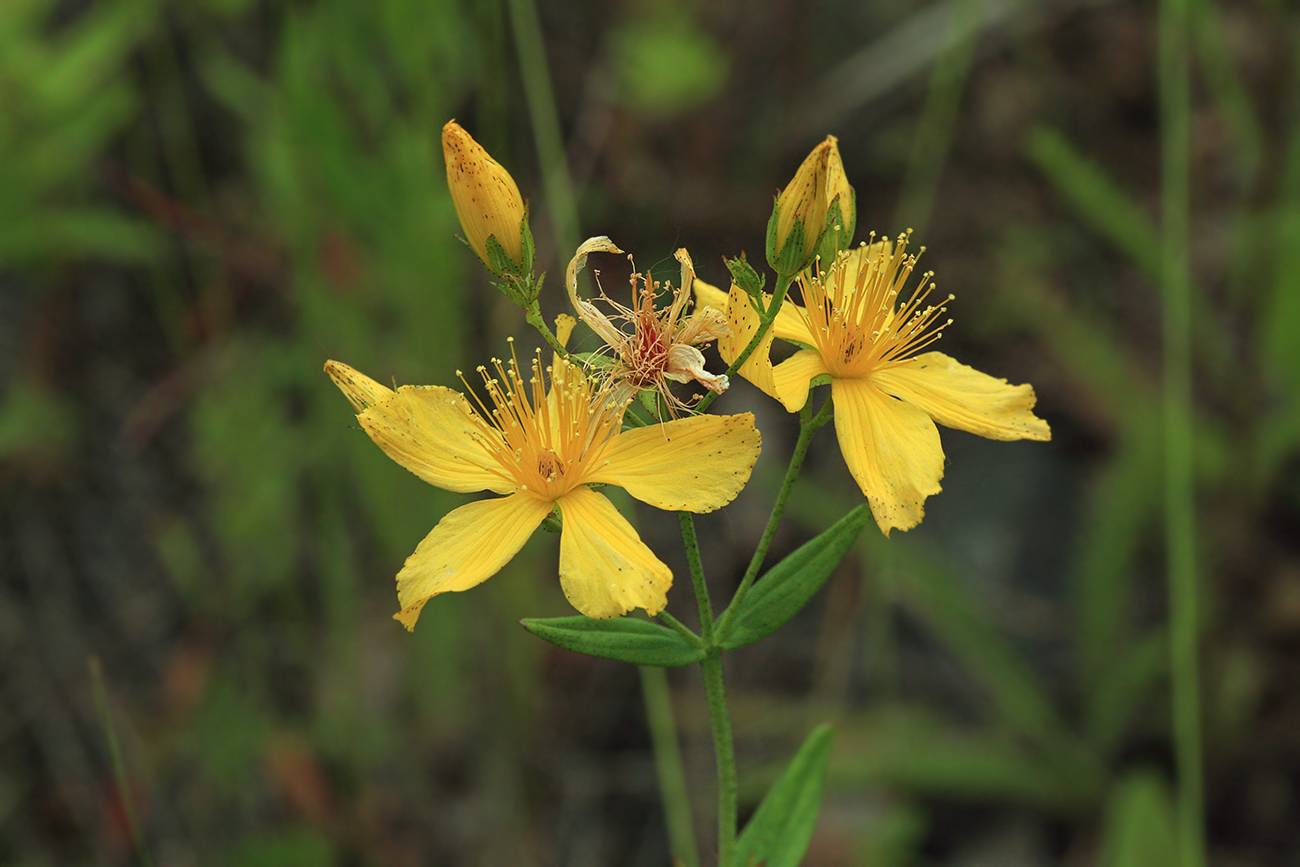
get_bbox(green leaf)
[521,616,704,667]
[719,505,869,650]
[484,233,517,279]
[735,724,834,867]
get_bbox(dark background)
[2,0,1298,864]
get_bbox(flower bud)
[442,120,529,275]
[766,135,854,274]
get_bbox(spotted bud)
[442,120,530,276]
[767,135,854,275]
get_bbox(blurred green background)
[2,0,1298,864]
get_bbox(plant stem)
[1159,0,1205,863]
[700,651,737,866]
[679,512,716,636]
[525,303,568,356]
[640,667,701,867]
[658,610,702,646]
[678,513,737,865]
[695,273,794,414]
[715,398,833,640]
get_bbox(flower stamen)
[796,230,955,378]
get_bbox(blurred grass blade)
[639,667,699,867]
[1026,127,1161,280]
[1076,419,1161,704]
[893,548,1072,753]
[1099,772,1178,867]
[89,658,154,867]
[1190,0,1262,185]
[894,0,981,232]
[521,616,705,667]
[718,505,870,650]
[1089,631,1167,754]
[734,724,834,867]
[831,708,1091,811]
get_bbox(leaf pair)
[522,504,869,666]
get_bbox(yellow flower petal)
[717,280,779,400]
[325,359,394,412]
[394,493,552,630]
[693,277,728,314]
[831,377,945,536]
[589,413,761,512]
[555,487,672,618]
[694,277,815,345]
[357,384,513,493]
[873,352,1051,442]
[772,348,827,413]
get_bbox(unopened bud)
[767,135,855,274]
[442,120,530,275]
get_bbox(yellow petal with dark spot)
[831,377,945,536]
[393,493,551,630]
[590,413,761,512]
[356,383,514,494]
[555,488,671,619]
[873,352,1051,442]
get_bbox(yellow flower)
[565,237,730,414]
[325,346,761,629]
[697,232,1050,535]
[442,119,528,272]
[769,135,855,274]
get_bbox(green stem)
[715,398,833,640]
[678,513,737,865]
[700,651,737,867]
[658,610,702,646]
[639,667,700,867]
[525,303,568,356]
[1159,0,1205,863]
[695,273,794,414]
[679,513,715,637]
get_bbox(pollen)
[795,230,954,378]
[457,345,625,500]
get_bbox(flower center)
[796,232,954,379]
[459,343,625,500]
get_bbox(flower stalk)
[715,397,834,642]
[678,512,738,866]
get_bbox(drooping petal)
[694,277,815,345]
[831,377,945,536]
[565,236,626,348]
[771,348,828,413]
[357,384,513,493]
[325,359,394,411]
[589,412,760,512]
[668,247,696,323]
[664,344,729,393]
[873,352,1051,442]
[555,487,671,618]
[393,493,552,630]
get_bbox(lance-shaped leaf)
[719,505,869,649]
[735,724,835,867]
[521,616,704,667]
